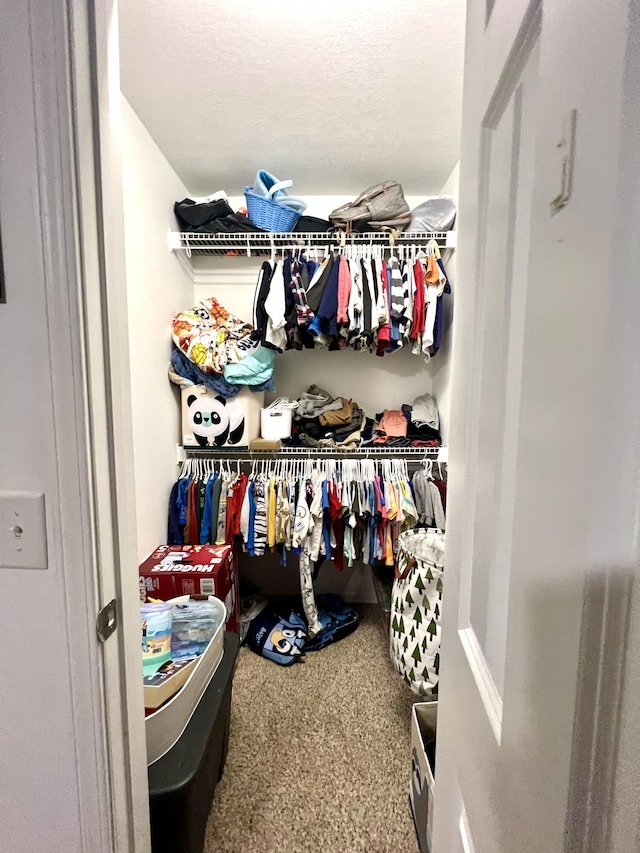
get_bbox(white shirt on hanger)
[264,260,287,351]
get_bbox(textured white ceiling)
[118,0,465,198]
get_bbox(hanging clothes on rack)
[412,460,447,528]
[168,454,446,637]
[250,239,451,358]
[169,455,438,559]
[168,460,248,548]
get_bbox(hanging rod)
[169,230,457,257]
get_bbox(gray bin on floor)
[410,701,437,853]
[148,633,239,853]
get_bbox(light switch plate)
[0,491,48,569]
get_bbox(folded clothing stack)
[371,392,441,447]
[405,392,441,445]
[286,386,441,449]
[174,191,263,234]
[289,385,371,450]
[295,385,344,419]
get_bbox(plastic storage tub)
[147,633,240,853]
[260,398,297,440]
[146,596,226,765]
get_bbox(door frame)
[70,0,152,848]
[28,0,152,849]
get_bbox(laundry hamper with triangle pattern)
[390,528,445,698]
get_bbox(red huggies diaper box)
[139,544,239,634]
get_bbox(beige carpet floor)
[205,605,419,853]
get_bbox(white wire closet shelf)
[181,446,446,460]
[169,230,457,257]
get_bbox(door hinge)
[96,598,118,642]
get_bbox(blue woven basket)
[244,187,302,232]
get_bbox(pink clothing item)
[336,255,352,324]
[376,409,408,438]
[376,260,391,356]
[410,260,426,339]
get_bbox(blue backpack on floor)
[246,595,359,666]
[246,606,308,666]
[303,594,359,652]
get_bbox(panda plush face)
[187,394,245,447]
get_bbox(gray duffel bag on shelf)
[390,528,445,698]
[406,197,457,232]
[329,180,411,232]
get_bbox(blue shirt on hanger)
[168,481,182,545]
[177,477,191,527]
[200,475,216,544]
[247,481,257,557]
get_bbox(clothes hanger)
[420,458,433,478]
[428,238,441,260]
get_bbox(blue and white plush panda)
[186,393,245,447]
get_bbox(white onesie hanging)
[292,478,322,637]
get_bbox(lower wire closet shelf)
[179,445,447,460]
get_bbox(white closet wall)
[430,161,459,445]
[121,97,194,561]
[271,348,436,415]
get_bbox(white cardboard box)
[181,385,263,448]
[410,701,437,853]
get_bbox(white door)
[434,0,640,850]
[0,1,150,851]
